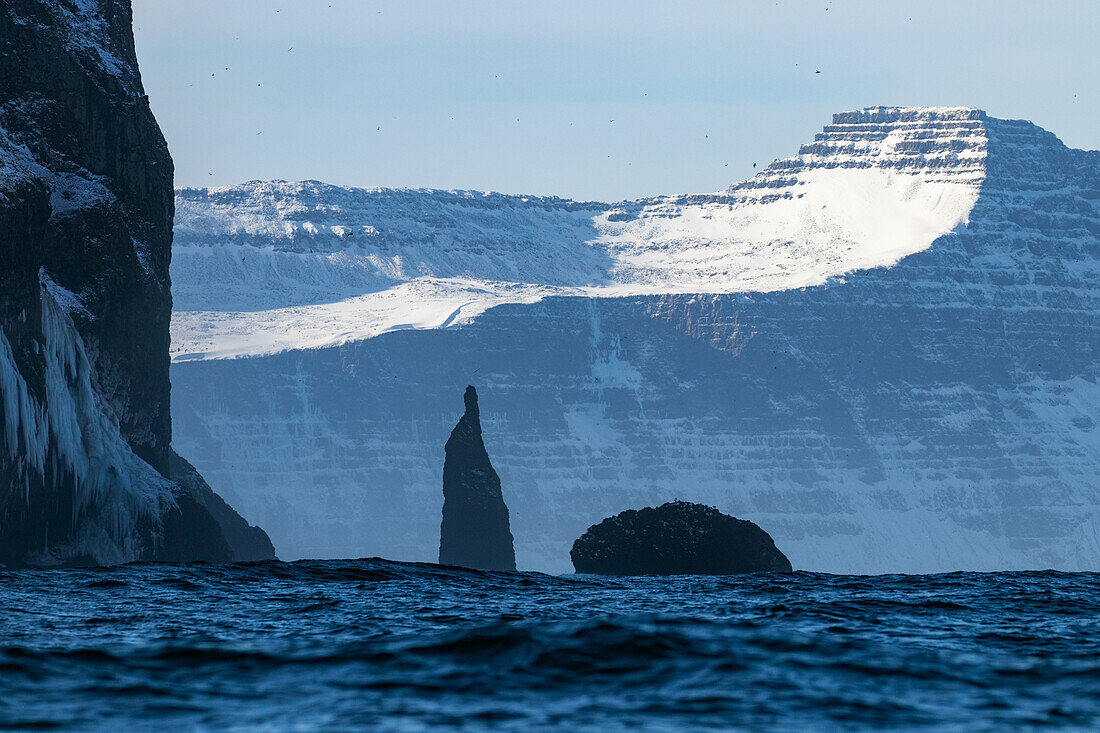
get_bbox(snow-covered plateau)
[170,107,1100,573]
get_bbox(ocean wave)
[2,561,1099,730]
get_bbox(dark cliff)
[439,386,516,571]
[570,501,792,575]
[0,0,273,567]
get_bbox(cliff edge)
[0,0,273,567]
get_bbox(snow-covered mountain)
[169,107,1100,573]
[171,106,983,360]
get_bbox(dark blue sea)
[1,561,1098,731]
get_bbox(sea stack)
[570,501,792,575]
[439,386,516,571]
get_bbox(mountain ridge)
[168,105,1052,361]
[170,106,1100,573]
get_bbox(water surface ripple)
[1,560,1097,730]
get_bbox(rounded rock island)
[570,501,792,575]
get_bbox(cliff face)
[439,386,516,571]
[1,0,173,467]
[0,0,273,567]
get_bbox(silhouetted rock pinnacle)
[570,501,792,575]
[438,386,516,571]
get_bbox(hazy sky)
[132,0,1098,202]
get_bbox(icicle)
[0,270,179,565]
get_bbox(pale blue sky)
[132,0,1098,202]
